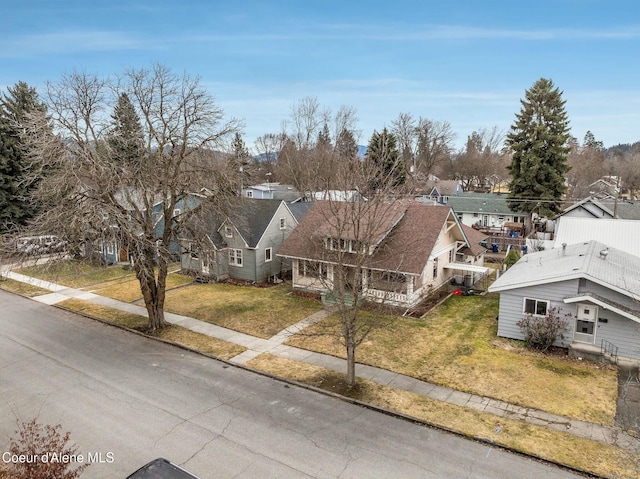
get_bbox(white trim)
[265,247,273,262]
[564,295,640,324]
[523,297,549,316]
[229,248,243,266]
[443,263,489,274]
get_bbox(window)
[189,243,199,259]
[279,218,286,230]
[246,190,253,198]
[523,298,549,316]
[265,247,272,262]
[433,258,438,279]
[298,260,327,279]
[576,320,594,335]
[173,208,181,218]
[106,242,114,255]
[449,249,454,263]
[224,226,233,238]
[229,249,243,266]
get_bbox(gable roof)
[278,200,462,275]
[557,197,614,219]
[489,240,640,301]
[554,217,640,257]
[460,224,488,257]
[286,201,313,223]
[224,198,286,248]
[420,179,461,197]
[443,193,526,217]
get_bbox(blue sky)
[2,0,639,150]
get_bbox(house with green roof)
[442,193,528,230]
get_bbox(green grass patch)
[286,295,618,425]
[165,282,323,339]
[248,354,634,479]
[57,298,246,359]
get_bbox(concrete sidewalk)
[2,269,637,452]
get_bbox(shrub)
[516,307,571,352]
[4,418,89,479]
[503,248,521,269]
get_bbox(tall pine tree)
[108,93,145,169]
[365,127,405,192]
[506,78,570,216]
[0,82,46,232]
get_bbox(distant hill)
[605,141,640,158]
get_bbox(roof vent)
[562,243,567,255]
[599,247,609,260]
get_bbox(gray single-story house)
[489,240,640,365]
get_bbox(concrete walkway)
[2,269,638,453]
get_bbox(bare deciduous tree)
[391,113,456,183]
[19,64,241,331]
[280,153,414,387]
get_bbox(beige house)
[278,200,488,307]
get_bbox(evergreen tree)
[108,93,144,168]
[335,127,358,163]
[506,78,571,216]
[0,82,46,232]
[365,128,405,192]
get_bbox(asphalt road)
[0,290,583,479]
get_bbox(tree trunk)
[346,341,356,387]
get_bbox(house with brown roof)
[277,200,489,307]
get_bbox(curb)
[47,300,608,479]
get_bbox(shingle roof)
[489,240,640,299]
[226,198,284,247]
[278,200,457,275]
[286,201,313,223]
[444,193,525,216]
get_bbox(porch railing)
[601,339,619,364]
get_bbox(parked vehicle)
[16,235,67,255]
[126,458,200,478]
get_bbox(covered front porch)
[564,293,640,368]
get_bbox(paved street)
[0,290,583,478]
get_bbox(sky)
[2,0,639,151]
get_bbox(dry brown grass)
[247,354,634,479]
[57,298,245,359]
[0,278,52,297]
[90,273,194,302]
[165,282,322,338]
[16,261,136,288]
[286,295,618,425]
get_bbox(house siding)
[497,279,579,347]
[253,208,295,281]
[498,277,640,359]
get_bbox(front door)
[574,303,598,344]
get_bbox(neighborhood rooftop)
[489,240,640,299]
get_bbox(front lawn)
[285,294,618,425]
[17,261,136,288]
[165,282,323,339]
[57,298,246,360]
[247,354,632,479]
[91,273,194,302]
